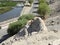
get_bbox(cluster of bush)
[7,14,35,36]
[38,0,50,19]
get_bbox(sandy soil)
[11,30,60,45]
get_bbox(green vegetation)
[0,7,12,14]
[38,3,50,16]
[0,1,17,7]
[39,0,46,3]
[0,1,17,14]
[38,0,50,19]
[7,19,27,36]
[18,14,35,20]
[7,14,35,36]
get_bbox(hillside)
[1,0,60,45]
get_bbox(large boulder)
[14,17,48,37]
[0,17,48,45]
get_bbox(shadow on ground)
[0,34,10,43]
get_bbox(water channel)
[0,6,23,22]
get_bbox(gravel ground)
[45,0,60,31]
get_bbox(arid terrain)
[1,0,60,45]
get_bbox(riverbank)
[0,4,32,27]
[0,5,32,28]
[0,1,17,14]
[0,7,12,14]
[0,17,18,28]
[0,1,17,7]
[0,1,33,26]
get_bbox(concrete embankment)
[20,6,33,16]
[0,17,18,28]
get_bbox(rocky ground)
[11,31,60,45]
[45,0,60,32]
[0,16,60,45]
[1,0,60,45]
[12,0,60,45]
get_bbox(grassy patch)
[0,1,17,7]
[0,7,12,14]
[0,1,17,14]
[7,14,35,36]
[18,14,35,20]
[7,19,28,36]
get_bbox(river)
[0,6,23,22]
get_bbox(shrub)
[39,0,46,3]
[7,19,27,36]
[38,3,50,17]
[38,2,50,19]
[7,14,34,36]
[18,14,35,20]
[38,0,50,19]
